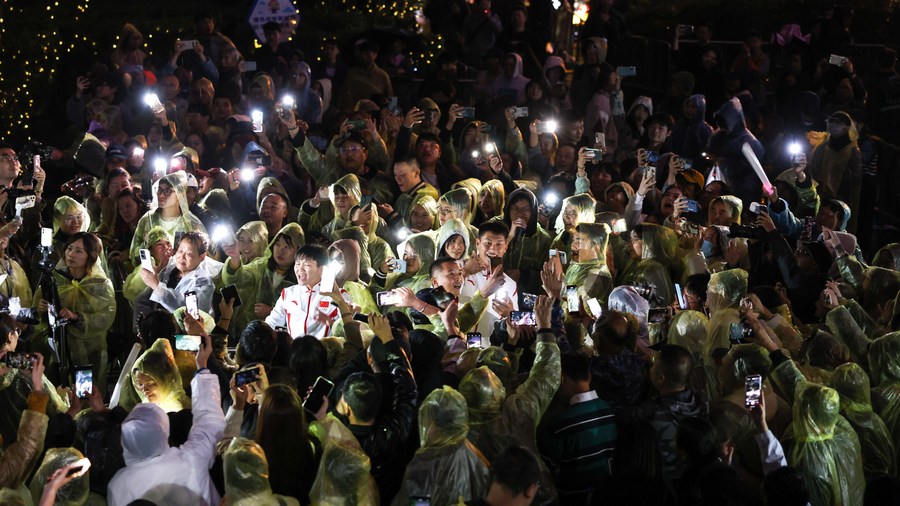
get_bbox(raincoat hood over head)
[458,366,506,425]
[829,362,874,415]
[868,331,900,387]
[223,437,288,505]
[406,193,439,231]
[236,221,269,260]
[331,173,363,210]
[53,196,91,235]
[399,232,437,277]
[555,193,596,234]
[330,238,361,285]
[441,187,475,224]
[707,268,748,313]
[667,310,710,355]
[504,187,539,235]
[479,179,506,218]
[685,94,707,124]
[131,338,188,412]
[636,223,677,262]
[714,97,750,135]
[708,195,744,225]
[256,176,292,211]
[418,386,469,448]
[720,343,771,394]
[436,218,471,257]
[121,402,170,465]
[29,448,90,506]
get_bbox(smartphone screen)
[140,249,154,271]
[745,374,762,409]
[235,365,261,387]
[466,332,482,348]
[377,291,400,306]
[389,258,407,273]
[674,283,686,310]
[175,334,202,352]
[185,291,199,319]
[587,298,603,317]
[319,264,337,292]
[303,376,335,414]
[75,367,93,398]
[566,285,579,313]
[41,227,53,248]
[510,311,536,327]
[489,256,502,270]
[221,285,243,308]
[648,308,669,324]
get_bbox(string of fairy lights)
[0,0,439,141]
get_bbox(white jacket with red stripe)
[265,282,348,338]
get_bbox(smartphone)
[410,497,431,506]
[180,39,198,50]
[648,308,668,324]
[8,296,21,317]
[466,332,483,348]
[536,120,557,134]
[828,54,848,66]
[745,374,762,409]
[584,148,603,160]
[431,286,456,310]
[377,291,401,306]
[235,365,261,387]
[238,61,257,73]
[144,92,165,115]
[611,219,627,234]
[513,106,529,118]
[2,352,35,369]
[15,195,36,217]
[674,283,686,309]
[685,200,700,213]
[587,298,603,317]
[347,119,367,130]
[360,195,380,208]
[251,110,264,133]
[352,313,370,323]
[388,258,407,273]
[185,291,200,319]
[174,334,202,352]
[595,132,606,148]
[75,366,93,398]
[549,249,567,265]
[729,321,751,344]
[461,106,476,118]
[221,285,243,308]
[616,66,637,77]
[41,227,53,248]
[320,263,338,292]
[678,24,695,36]
[65,457,91,477]
[303,376,335,414]
[566,285,579,313]
[749,202,768,214]
[510,310,536,327]
[139,248,154,272]
[388,96,399,112]
[489,256,503,270]
[423,110,434,123]
[645,150,660,164]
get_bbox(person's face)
[94,82,116,101]
[683,100,699,120]
[394,162,419,192]
[438,202,456,225]
[356,48,377,67]
[323,43,339,60]
[106,157,126,172]
[463,127,479,148]
[134,371,161,403]
[403,243,421,274]
[409,204,433,231]
[186,112,207,132]
[795,246,816,272]
[660,187,682,216]
[816,207,840,230]
[157,183,177,210]
[562,204,579,228]
[259,194,288,226]
[477,231,508,259]
[61,210,85,235]
[572,232,598,262]
[647,122,670,146]
[265,29,281,46]
[415,140,441,165]
[174,239,204,273]
[3,327,19,352]
[294,255,323,287]
[339,142,367,173]
[65,239,89,271]
[827,117,851,137]
[186,135,205,155]
[502,56,518,78]
[701,49,718,70]
[213,98,233,120]
[107,174,131,197]
[147,125,162,147]
[161,76,180,100]
[432,261,465,297]
[237,231,256,261]
[539,136,555,157]
[150,240,172,263]
[0,148,19,181]
[196,17,214,35]
[564,120,584,143]
[508,198,532,226]
[332,189,352,216]
[272,236,297,269]
[629,231,643,259]
[684,288,702,310]
[555,146,577,173]
[709,201,735,226]
[478,191,496,216]
[590,169,613,196]
[701,227,721,255]
[290,68,308,89]
[445,235,467,260]
[695,25,712,44]
[605,188,627,213]
[526,82,543,101]
[510,9,526,30]
[117,195,140,224]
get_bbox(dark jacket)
[706,97,765,206]
[639,388,708,480]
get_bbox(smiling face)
[477,231,508,260]
[572,232,598,262]
[259,193,288,227]
[438,202,457,226]
[431,260,465,297]
[394,161,420,193]
[409,204,434,231]
[402,243,421,274]
[444,234,467,260]
[174,238,204,273]
[294,255,323,288]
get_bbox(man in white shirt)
[459,221,518,342]
[266,244,348,338]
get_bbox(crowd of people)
[0,0,899,505]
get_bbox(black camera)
[18,141,53,184]
[728,224,765,240]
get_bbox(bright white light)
[143,92,160,107]
[396,227,411,240]
[544,192,559,207]
[132,147,144,157]
[251,110,263,122]
[544,120,558,133]
[484,142,496,153]
[153,158,167,174]
[281,95,295,108]
[787,142,803,156]
[328,260,342,271]
[212,225,234,244]
[240,168,254,181]
[471,150,480,158]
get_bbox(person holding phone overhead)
[32,232,115,392]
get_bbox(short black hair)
[429,256,458,278]
[138,310,179,348]
[478,221,510,238]
[341,372,382,422]
[263,21,281,34]
[656,344,693,388]
[415,132,441,146]
[176,231,209,255]
[685,273,710,307]
[489,446,542,496]
[236,320,278,366]
[296,244,328,265]
[187,102,210,117]
[646,112,675,130]
[822,199,847,223]
[764,466,811,506]
[592,310,636,347]
[561,352,592,382]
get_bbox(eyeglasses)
[508,205,531,214]
[157,187,174,196]
[340,145,365,154]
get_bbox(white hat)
[185,173,199,189]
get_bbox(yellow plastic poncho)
[435,218,470,260]
[123,226,173,303]
[478,179,505,222]
[828,362,896,478]
[393,387,489,506]
[667,310,710,398]
[704,268,748,353]
[323,174,362,241]
[224,437,301,506]
[405,193,439,233]
[619,223,677,307]
[387,232,435,293]
[0,256,33,309]
[129,172,208,265]
[439,188,479,253]
[868,331,900,464]
[120,338,191,413]
[236,221,269,264]
[28,448,90,506]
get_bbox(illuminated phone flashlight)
[143,92,163,112]
[544,120,558,133]
[787,142,803,157]
[132,147,144,158]
[396,226,412,241]
[328,259,342,271]
[212,224,235,245]
[544,192,559,208]
[281,95,295,109]
[484,142,496,154]
[471,150,480,158]
[251,110,263,132]
[240,167,255,181]
[153,158,167,175]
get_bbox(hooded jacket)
[107,371,225,506]
[435,219,471,259]
[223,438,300,506]
[130,172,208,265]
[707,97,766,205]
[491,53,530,104]
[671,94,714,165]
[618,223,677,308]
[502,188,552,295]
[289,61,323,124]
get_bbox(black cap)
[105,144,128,161]
[826,112,852,126]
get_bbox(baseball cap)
[184,173,200,189]
[105,145,128,161]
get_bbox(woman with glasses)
[129,172,207,266]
